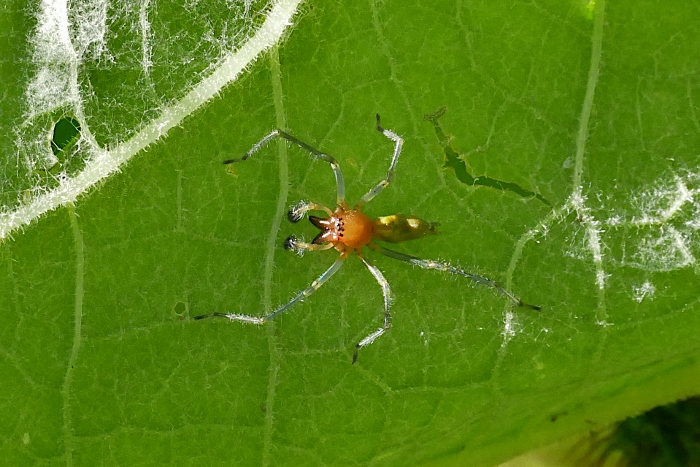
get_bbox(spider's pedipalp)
[357,115,404,207]
[285,234,335,255]
[370,243,541,310]
[283,235,299,251]
[287,209,304,223]
[287,201,333,223]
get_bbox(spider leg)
[356,114,404,207]
[224,129,347,205]
[194,257,346,323]
[370,243,541,310]
[265,256,346,320]
[353,255,394,364]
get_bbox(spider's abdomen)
[372,214,438,243]
[336,209,374,249]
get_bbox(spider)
[195,115,540,363]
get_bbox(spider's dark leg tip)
[352,348,360,365]
[283,235,297,250]
[287,210,302,223]
[193,314,209,320]
[520,302,542,311]
[375,113,383,132]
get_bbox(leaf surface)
[2,0,700,465]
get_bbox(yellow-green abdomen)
[371,214,438,243]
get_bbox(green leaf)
[2,0,700,465]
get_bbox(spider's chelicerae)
[196,115,540,363]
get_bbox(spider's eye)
[283,235,297,250]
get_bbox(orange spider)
[196,115,540,363]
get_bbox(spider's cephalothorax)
[309,205,374,252]
[196,115,540,363]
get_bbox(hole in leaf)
[51,116,81,158]
[173,300,188,319]
[424,107,551,206]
